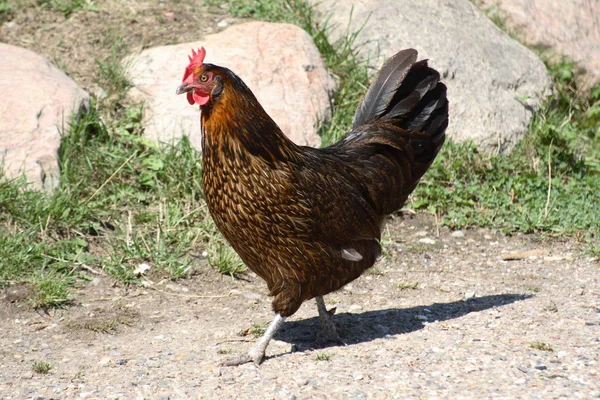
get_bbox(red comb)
[188,47,206,64]
[182,47,206,83]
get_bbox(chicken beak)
[176,83,192,95]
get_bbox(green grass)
[0,1,13,21]
[245,322,268,338]
[0,23,244,307]
[397,281,420,291]
[0,101,229,306]
[206,234,245,278]
[28,275,73,308]
[530,341,554,352]
[32,361,52,374]
[315,352,332,361]
[589,243,600,259]
[95,34,132,104]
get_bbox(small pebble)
[352,390,367,400]
[133,263,151,275]
[98,356,110,366]
[146,359,161,368]
[243,291,262,300]
[419,238,436,245]
[451,230,465,238]
[295,378,309,387]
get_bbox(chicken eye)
[199,74,209,82]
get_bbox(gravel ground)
[1,214,598,399]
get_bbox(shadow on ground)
[274,294,532,352]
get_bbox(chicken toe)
[220,314,286,367]
[219,354,254,367]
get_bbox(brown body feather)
[199,49,448,317]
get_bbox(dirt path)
[1,214,598,399]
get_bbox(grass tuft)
[397,281,419,291]
[29,276,72,309]
[95,34,132,104]
[315,352,332,361]
[206,236,246,278]
[530,341,554,352]
[244,322,268,338]
[32,361,52,374]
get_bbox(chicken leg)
[220,313,286,366]
[315,296,344,344]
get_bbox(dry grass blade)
[85,151,138,203]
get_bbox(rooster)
[176,47,448,366]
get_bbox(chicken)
[176,47,448,366]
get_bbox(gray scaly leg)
[315,296,344,344]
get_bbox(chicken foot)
[220,313,286,367]
[315,296,344,344]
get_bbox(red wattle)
[193,91,210,106]
[187,92,194,105]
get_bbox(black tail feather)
[353,50,448,144]
[352,49,418,129]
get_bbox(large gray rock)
[477,0,600,90]
[309,0,554,153]
[0,43,89,192]
[126,22,336,149]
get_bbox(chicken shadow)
[274,293,532,352]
